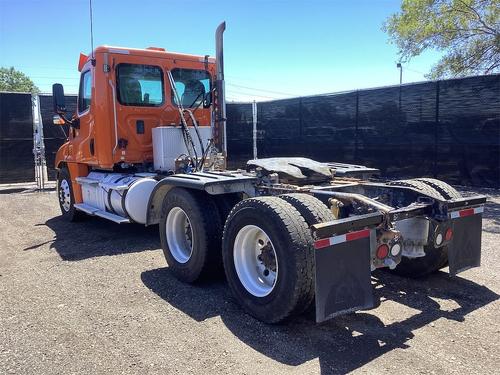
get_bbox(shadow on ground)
[482,199,500,233]
[28,215,160,260]
[141,267,498,374]
[35,213,499,374]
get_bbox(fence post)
[355,90,359,163]
[252,100,258,159]
[31,94,47,190]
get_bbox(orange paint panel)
[66,163,89,203]
[56,45,216,172]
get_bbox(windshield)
[171,68,211,108]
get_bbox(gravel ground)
[0,186,499,375]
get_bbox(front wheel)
[222,197,314,323]
[57,167,84,222]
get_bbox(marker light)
[435,233,443,246]
[445,228,453,241]
[390,243,401,256]
[376,244,389,259]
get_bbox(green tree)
[0,67,40,93]
[384,0,500,78]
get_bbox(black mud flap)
[313,228,375,323]
[447,207,483,275]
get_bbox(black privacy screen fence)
[0,93,34,183]
[227,74,499,188]
[0,75,498,187]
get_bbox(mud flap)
[313,228,375,323]
[448,207,483,275]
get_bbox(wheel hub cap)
[233,225,278,297]
[59,179,71,212]
[166,207,193,263]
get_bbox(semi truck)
[51,22,486,323]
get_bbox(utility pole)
[396,62,403,85]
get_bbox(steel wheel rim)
[233,225,278,297]
[59,179,71,212]
[166,207,193,264]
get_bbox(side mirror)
[203,91,212,108]
[52,83,66,113]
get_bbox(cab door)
[114,62,167,164]
[69,67,97,164]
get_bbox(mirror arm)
[58,113,79,129]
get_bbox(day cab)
[53,45,217,203]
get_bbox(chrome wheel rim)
[233,225,278,297]
[59,179,71,212]
[166,207,193,263]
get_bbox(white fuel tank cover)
[123,178,157,224]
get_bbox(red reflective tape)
[345,229,370,242]
[459,208,475,217]
[314,238,331,250]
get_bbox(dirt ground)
[0,186,499,375]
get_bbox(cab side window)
[78,70,92,113]
[116,64,164,106]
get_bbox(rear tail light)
[376,244,389,259]
[445,228,453,241]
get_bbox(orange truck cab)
[53,41,224,206]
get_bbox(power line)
[225,74,296,89]
[0,65,76,71]
[31,76,79,80]
[404,67,426,75]
[226,82,298,97]
[226,89,280,100]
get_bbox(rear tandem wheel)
[388,179,453,278]
[222,197,315,323]
[159,188,223,283]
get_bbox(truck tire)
[388,179,444,200]
[213,193,242,226]
[159,188,222,283]
[390,246,449,278]
[414,178,462,200]
[222,197,314,323]
[278,193,335,226]
[388,180,448,277]
[57,167,84,222]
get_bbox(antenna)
[89,0,95,65]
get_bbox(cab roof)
[93,45,216,63]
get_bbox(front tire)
[222,197,314,323]
[57,167,84,222]
[159,188,222,283]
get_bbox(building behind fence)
[1,74,499,187]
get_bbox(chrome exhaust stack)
[215,21,227,155]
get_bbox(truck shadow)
[32,215,160,260]
[141,267,498,375]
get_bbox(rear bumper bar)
[310,194,486,322]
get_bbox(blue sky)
[0,0,442,100]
